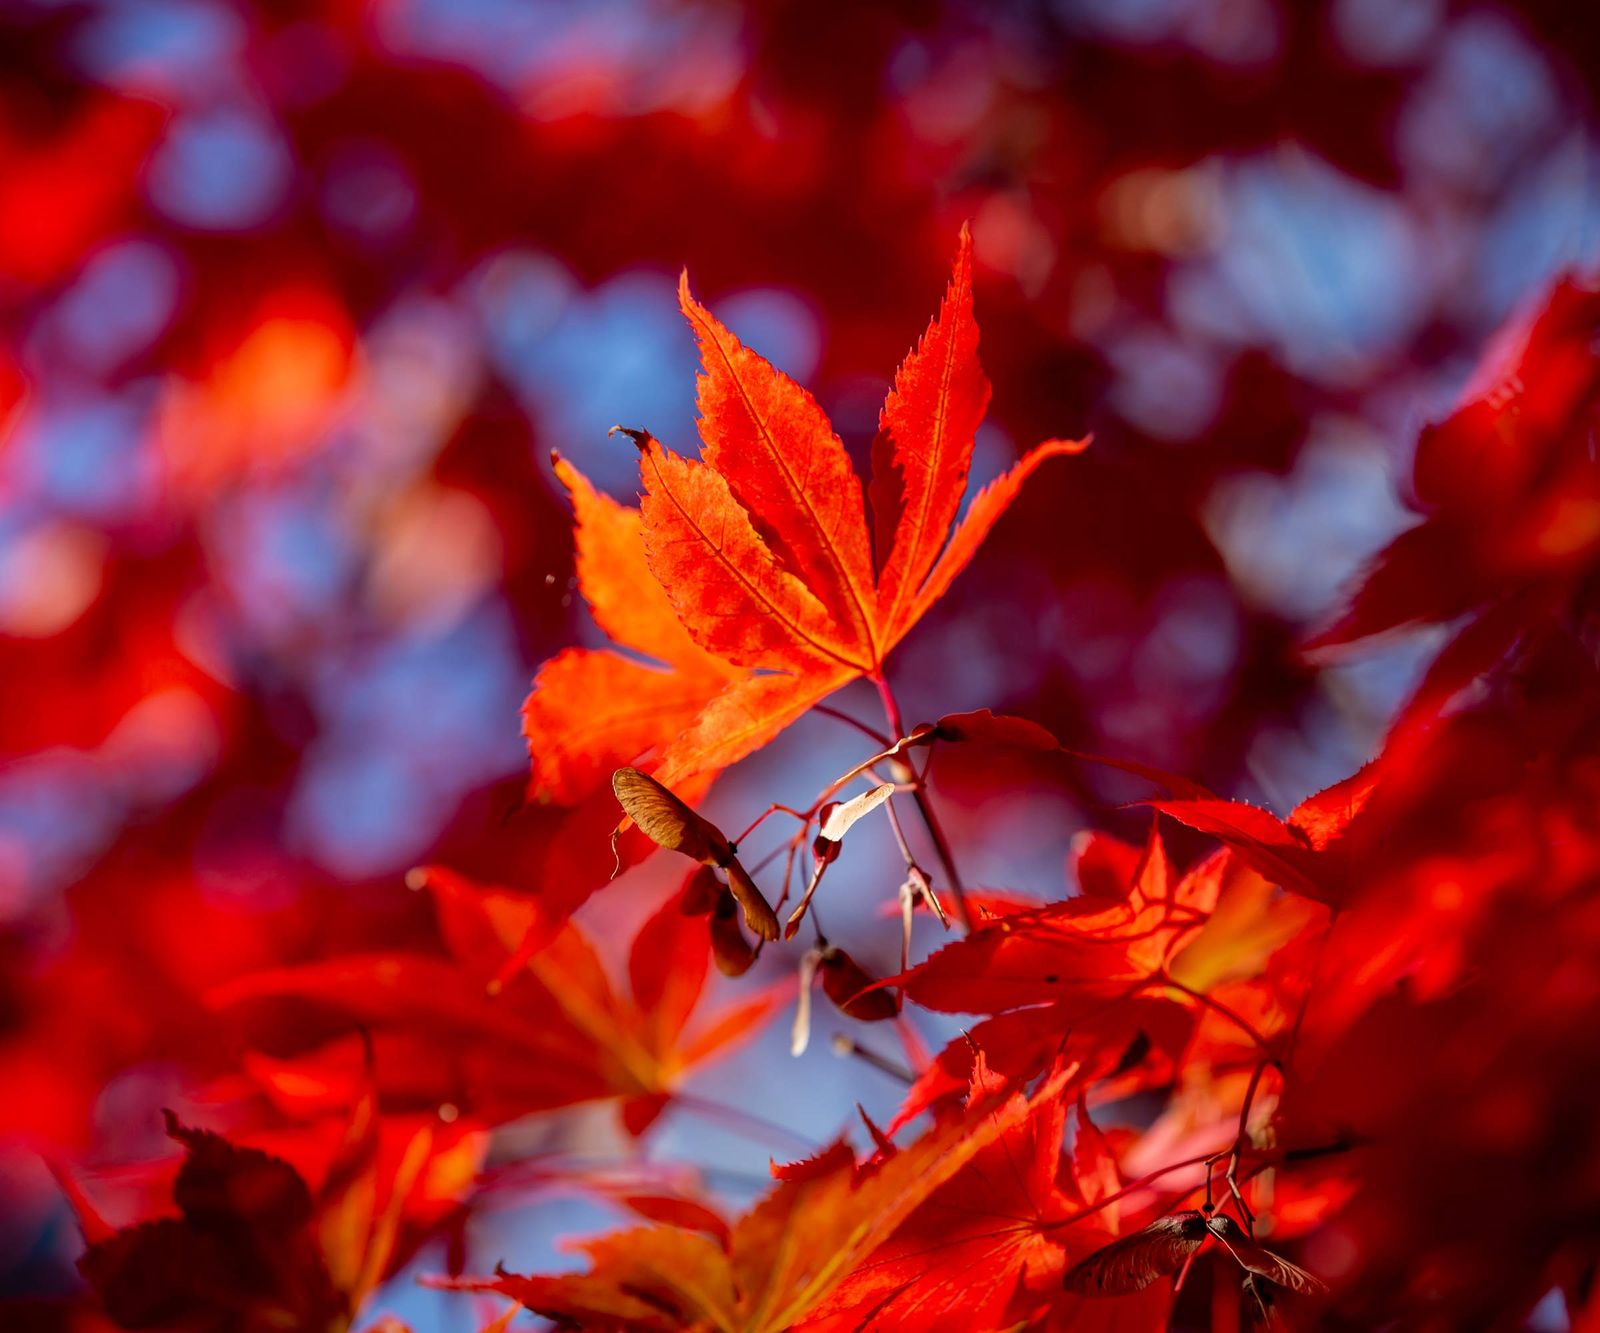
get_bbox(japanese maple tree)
[62,228,1600,1333]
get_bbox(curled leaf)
[1064,1210,1209,1296]
[936,708,1059,750]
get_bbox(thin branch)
[731,802,808,849]
[1160,973,1277,1057]
[831,1034,915,1084]
[812,702,892,748]
[671,1092,819,1157]
[1039,1138,1355,1235]
[872,673,972,931]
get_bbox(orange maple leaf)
[522,454,741,803]
[440,1058,1078,1332]
[523,227,1087,800]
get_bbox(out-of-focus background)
[1,0,1598,1326]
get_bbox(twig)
[1160,973,1277,1057]
[872,673,972,931]
[812,703,892,747]
[831,1034,915,1085]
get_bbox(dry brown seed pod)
[1064,1211,1209,1296]
[818,783,894,842]
[819,948,899,1022]
[723,858,780,942]
[709,891,757,977]
[679,865,723,917]
[611,767,779,941]
[1206,1216,1328,1296]
[612,767,732,866]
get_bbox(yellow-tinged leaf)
[443,1226,738,1332]
[525,454,738,804]
[556,450,728,669]
[439,1066,1073,1332]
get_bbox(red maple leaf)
[523,228,1086,799]
[896,826,1224,1017]
[208,867,782,1135]
[67,1097,473,1333]
[1305,279,1600,729]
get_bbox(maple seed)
[818,783,895,842]
[786,782,897,938]
[1064,1211,1210,1296]
[709,891,758,977]
[611,767,780,939]
[679,865,723,916]
[612,767,733,864]
[1205,1214,1328,1295]
[819,948,900,1021]
[724,858,781,941]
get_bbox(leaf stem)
[1227,1060,1271,1233]
[873,671,907,738]
[1040,1138,1353,1235]
[1159,973,1276,1057]
[812,703,892,747]
[671,1092,818,1157]
[830,1034,915,1085]
[882,793,919,870]
[872,673,973,932]
[731,802,809,848]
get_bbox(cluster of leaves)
[63,227,1600,1333]
[5,0,1600,1327]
